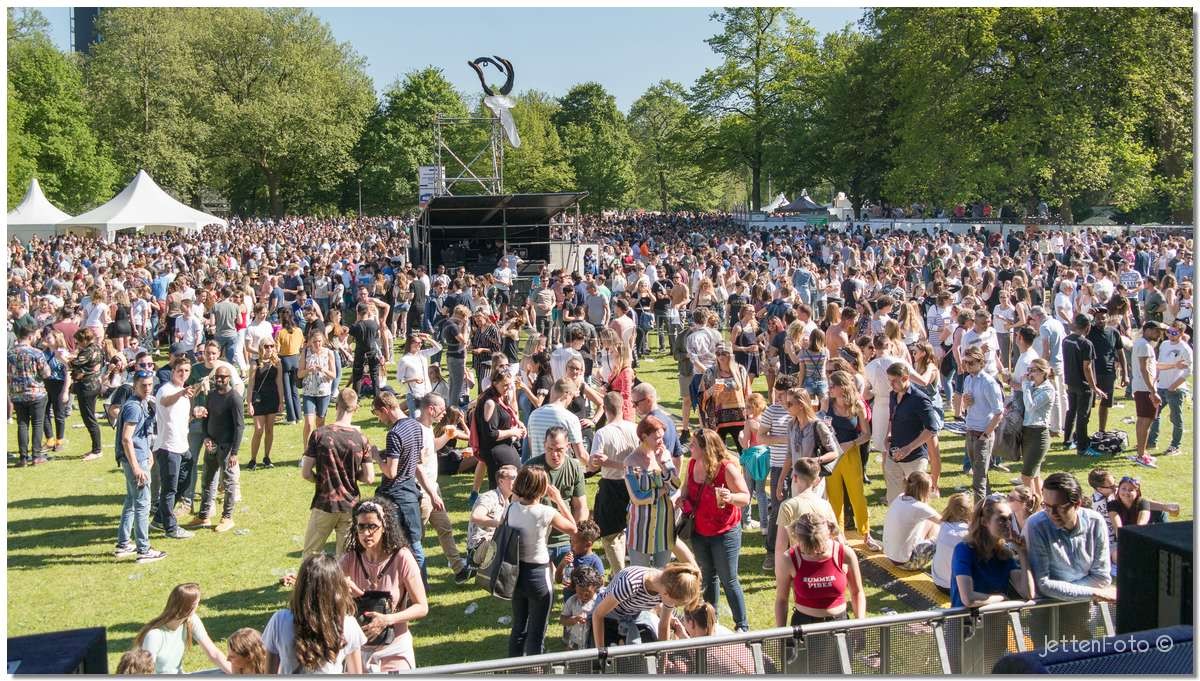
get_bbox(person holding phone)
[949,494,1034,607]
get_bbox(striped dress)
[624,464,677,557]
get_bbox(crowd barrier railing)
[407,599,1115,675]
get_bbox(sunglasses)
[1041,500,1075,514]
[355,523,381,533]
[1119,476,1140,487]
[137,362,155,368]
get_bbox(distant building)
[71,7,100,54]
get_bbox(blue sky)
[36,6,863,112]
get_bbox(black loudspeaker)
[8,627,108,674]
[1117,521,1192,634]
[992,625,1192,674]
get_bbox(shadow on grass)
[8,549,117,571]
[413,631,511,666]
[8,513,114,534]
[9,494,119,510]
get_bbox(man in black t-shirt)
[1086,306,1126,432]
[349,302,382,395]
[1061,313,1104,455]
[407,272,427,336]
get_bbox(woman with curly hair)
[263,554,365,673]
[338,497,428,671]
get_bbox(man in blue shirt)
[1023,472,1113,647]
[960,348,1005,501]
[114,371,167,563]
[885,362,940,502]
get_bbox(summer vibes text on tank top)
[788,542,847,611]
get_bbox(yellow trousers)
[826,444,870,537]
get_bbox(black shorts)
[1095,372,1116,408]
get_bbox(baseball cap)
[1143,320,1168,331]
[169,342,187,356]
[716,341,733,355]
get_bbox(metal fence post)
[1008,611,1028,653]
[930,620,952,674]
[960,612,986,676]
[748,642,765,675]
[879,623,891,675]
[834,631,852,674]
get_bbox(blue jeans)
[280,355,301,422]
[1149,388,1185,449]
[381,478,428,585]
[217,335,239,365]
[154,449,183,533]
[691,524,749,630]
[117,455,152,553]
[745,476,769,528]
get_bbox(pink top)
[338,548,420,670]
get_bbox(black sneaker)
[261,460,275,469]
[245,461,258,471]
[454,567,474,585]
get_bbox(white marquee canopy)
[58,169,227,241]
[6,177,72,242]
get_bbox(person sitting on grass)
[930,493,974,596]
[882,471,942,570]
[561,565,604,650]
[134,583,229,674]
[221,627,269,675]
[664,602,756,674]
[1106,474,1181,567]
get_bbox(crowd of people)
[7,212,1192,673]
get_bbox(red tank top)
[788,542,848,611]
[687,459,741,537]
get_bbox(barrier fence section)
[408,599,1116,675]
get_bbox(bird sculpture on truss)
[468,56,521,148]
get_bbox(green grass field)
[6,346,1193,671]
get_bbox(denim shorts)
[302,394,331,416]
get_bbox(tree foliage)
[553,82,636,212]
[503,90,576,194]
[8,8,116,212]
[628,81,723,211]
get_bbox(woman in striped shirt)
[624,415,679,568]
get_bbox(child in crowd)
[560,566,604,650]
[116,649,154,675]
[557,519,605,602]
[224,627,268,674]
[739,393,771,532]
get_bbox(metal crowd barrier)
[408,599,1115,675]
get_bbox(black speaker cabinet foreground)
[1117,520,1193,634]
[993,625,1193,674]
[7,627,108,674]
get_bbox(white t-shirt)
[550,346,583,382]
[508,501,557,564]
[397,352,431,399]
[1131,337,1157,393]
[262,609,365,674]
[1156,339,1192,390]
[419,422,439,494]
[961,328,999,376]
[245,320,274,357]
[930,521,968,589]
[882,495,940,563]
[1053,292,1074,324]
[590,420,639,481]
[1012,347,1039,385]
[153,383,191,453]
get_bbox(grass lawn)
[6,345,1193,671]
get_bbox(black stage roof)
[422,192,587,227]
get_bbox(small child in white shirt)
[560,566,603,650]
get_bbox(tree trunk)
[1059,196,1073,225]
[267,172,282,219]
[751,165,762,212]
[658,169,669,213]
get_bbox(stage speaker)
[992,625,1192,674]
[1117,521,1192,634]
[8,627,108,674]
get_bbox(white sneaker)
[743,519,761,530]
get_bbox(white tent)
[58,169,227,241]
[6,177,72,242]
[763,193,790,213]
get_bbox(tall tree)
[503,90,576,194]
[628,81,722,211]
[552,82,636,212]
[690,7,805,210]
[354,67,469,213]
[7,8,116,212]
[85,7,207,201]
[197,8,374,217]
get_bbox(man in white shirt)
[153,357,198,540]
[397,332,442,416]
[550,327,587,381]
[1131,321,1166,466]
[685,309,721,409]
[174,296,204,358]
[526,379,587,463]
[1054,281,1075,326]
[961,310,1001,377]
[1149,323,1190,457]
[865,335,906,453]
[587,392,639,575]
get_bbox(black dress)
[251,363,282,415]
[474,394,521,489]
[109,304,133,338]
